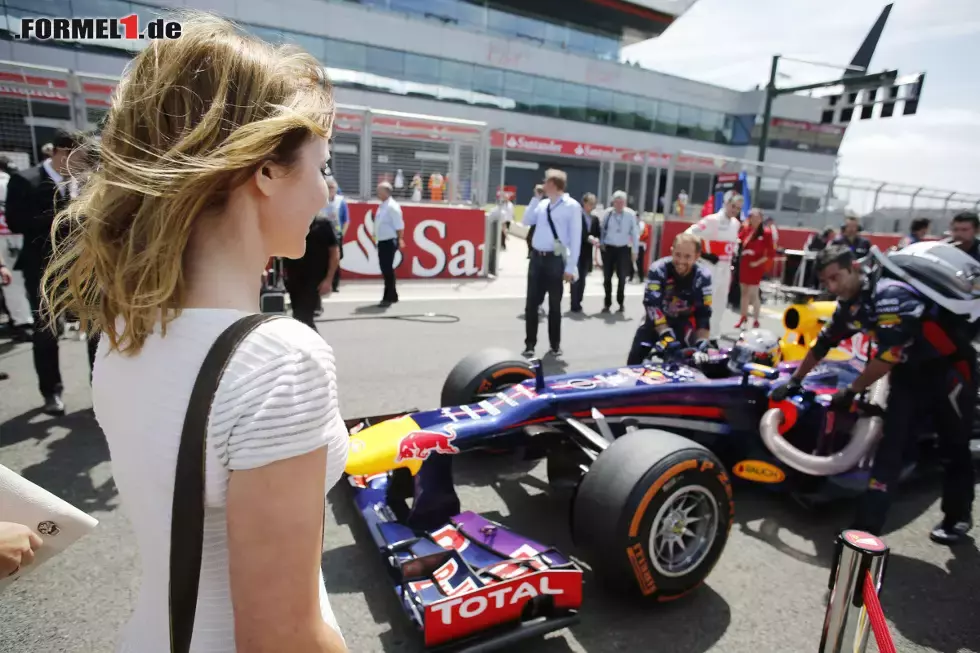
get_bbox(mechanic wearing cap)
[771,243,976,544]
[599,190,639,314]
[831,213,872,260]
[944,211,980,262]
[522,169,582,358]
[375,180,405,307]
[627,232,713,365]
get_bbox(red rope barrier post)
[818,529,890,653]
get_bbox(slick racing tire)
[572,430,733,601]
[440,348,534,407]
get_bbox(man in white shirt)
[599,190,639,314]
[0,158,32,340]
[684,191,743,337]
[490,189,514,250]
[522,169,582,358]
[374,181,405,307]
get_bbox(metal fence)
[660,150,980,236]
[0,60,492,206]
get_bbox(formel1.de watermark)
[16,15,182,42]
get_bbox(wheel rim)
[648,485,719,578]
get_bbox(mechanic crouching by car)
[770,243,976,544]
[627,232,713,365]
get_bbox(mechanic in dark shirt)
[282,211,339,331]
[626,232,713,365]
[831,215,872,260]
[944,211,980,262]
[771,244,976,544]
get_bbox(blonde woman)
[42,13,348,653]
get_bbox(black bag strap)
[545,202,561,243]
[169,312,286,653]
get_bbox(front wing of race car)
[347,470,583,652]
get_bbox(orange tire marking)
[491,367,534,379]
[629,459,697,537]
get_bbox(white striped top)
[92,309,349,653]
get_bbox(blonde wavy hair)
[42,11,334,355]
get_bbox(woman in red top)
[735,208,774,329]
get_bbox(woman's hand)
[0,522,43,577]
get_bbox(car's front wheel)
[571,430,734,601]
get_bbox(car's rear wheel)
[571,430,733,601]
[440,348,534,406]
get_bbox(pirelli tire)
[571,430,734,601]
[441,348,535,407]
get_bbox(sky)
[621,0,978,204]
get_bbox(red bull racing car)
[342,245,980,652]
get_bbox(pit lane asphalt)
[1,296,977,653]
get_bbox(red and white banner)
[491,130,721,168]
[340,202,486,280]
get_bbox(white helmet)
[727,329,781,375]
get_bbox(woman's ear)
[253,160,280,198]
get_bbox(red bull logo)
[395,428,460,462]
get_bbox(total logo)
[429,574,566,625]
[422,569,583,647]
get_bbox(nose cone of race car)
[346,415,427,477]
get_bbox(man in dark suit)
[570,192,600,313]
[5,131,82,415]
[282,206,339,331]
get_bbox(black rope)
[313,312,460,324]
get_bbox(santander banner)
[340,202,486,280]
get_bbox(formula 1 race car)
[341,343,909,651]
[342,243,980,652]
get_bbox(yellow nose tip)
[346,415,425,477]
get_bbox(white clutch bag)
[0,464,99,591]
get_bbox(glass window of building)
[250,25,284,44]
[440,60,473,91]
[543,22,569,50]
[326,39,367,72]
[282,30,327,61]
[388,0,426,18]
[503,71,535,110]
[612,93,636,130]
[71,0,131,17]
[513,14,547,46]
[587,87,612,125]
[594,33,619,60]
[404,53,442,85]
[366,47,404,79]
[559,82,588,122]
[487,7,516,39]
[472,66,504,97]
[531,78,562,118]
[9,0,71,15]
[567,28,597,56]
[454,0,486,30]
[676,104,699,138]
[635,98,657,132]
[656,101,679,136]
